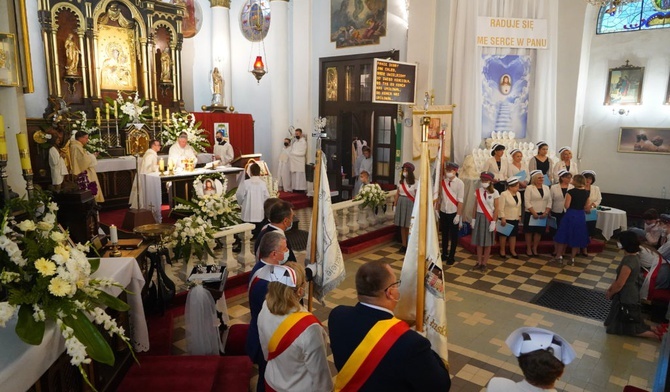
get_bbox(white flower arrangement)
[168,215,217,262]
[314,116,327,131]
[354,183,388,210]
[113,91,148,125]
[0,192,133,390]
[160,112,210,153]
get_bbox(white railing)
[209,223,256,271]
[332,190,397,239]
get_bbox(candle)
[158,104,163,120]
[168,159,174,170]
[159,158,165,172]
[151,102,155,119]
[166,109,170,125]
[0,115,6,155]
[16,133,32,170]
[109,224,118,243]
[113,100,118,118]
[105,103,110,121]
[95,107,101,126]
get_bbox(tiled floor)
[169,207,662,391]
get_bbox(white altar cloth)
[0,257,147,391]
[96,153,214,173]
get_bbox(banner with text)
[476,17,547,49]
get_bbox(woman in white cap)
[487,327,576,391]
[550,170,572,255]
[258,262,333,392]
[527,141,554,184]
[394,162,417,253]
[497,177,522,258]
[506,148,528,189]
[581,170,601,256]
[524,170,552,257]
[483,143,509,193]
[471,171,499,271]
[552,146,578,180]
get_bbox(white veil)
[185,284,223,355]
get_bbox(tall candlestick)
[158,104,163,119]
[113,100,118,118]
[105,103,110,121]
[95,107,101,127]
[16,134,32,171]
[0,115,6,155]
[166,109,170,125]
[110,224,119,243]
[159,158,165,172]
[151,102,155,119]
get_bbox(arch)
[51,3,85,33]
[153,20,178,44]
[597,0,670,34]
[92,0,148,36]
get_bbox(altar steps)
[278,191,311,210]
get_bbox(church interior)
[1,0,670,390]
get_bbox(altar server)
[236,162,270,238]
[213,128,234,166]
[289,129,307,192]
[277,138,292,192]
[130,139,161,209]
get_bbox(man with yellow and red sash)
[328,260,451,391]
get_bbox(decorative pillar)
[210,0,232,107]
[269,0,289,166]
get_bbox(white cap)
[530,169,543,179]
[505,327,576,365]
[255,264,297,288]
[506,177,519,186]
[558,146,571,154]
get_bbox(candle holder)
[0,154,9,203]
[109,242,122,257]
[159,166,166,176]
[22,169,34,200]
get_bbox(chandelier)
[585,0,641,7]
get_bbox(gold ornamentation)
[209,0,231,7]
[64,33,80,76]
[98,25,137,90]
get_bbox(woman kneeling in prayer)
[258,262,333,392]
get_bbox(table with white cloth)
[95,153,216,173]
[0,257,148,392]
[596,207,628,241]
[144,166,243,222]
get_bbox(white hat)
[254,264,297,288]
[536,141,548,148]
[506,177,519,186]
[558,146,571,154]
[505,327,576,365]
[530,169,543,179]
[509,148,521,156]
[557,169,570,178]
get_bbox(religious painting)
[176,0,203,39]
[213,123,229,138]
[411,105,453,161]
[330,0,387,48]
[98,25,137,91]
[604,63,644,105]
[326,67,338,101]
[618,127,670,155]
[481,54,530,139]
[0,33,20,87]
[194,178,224,197]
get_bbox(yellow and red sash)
[334,317,410,392]
[267,312,321,361]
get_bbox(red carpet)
[279,191,311,210]
[340,226,397,254]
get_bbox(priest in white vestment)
[168,132,197,170]
[70,131,104,203]
[213,129,234,166]
[277,138,292,192]
[130,139,161,209]
[48,134,68,191]
[289,129,307,192]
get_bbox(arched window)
[597,0,670,34]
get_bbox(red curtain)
[193,112,255,157]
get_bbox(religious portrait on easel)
[97,25,137,91]
[411,105,453,161]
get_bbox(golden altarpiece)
[28,0,186,207]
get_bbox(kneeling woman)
[258,262,333,392]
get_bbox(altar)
[0,257,148,391]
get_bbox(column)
[210,0,232,106]
[269,0,289,166]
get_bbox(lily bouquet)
[354,183,388,210]
[108,91,150,128]
[0,192,133,390]
[160,112,210,153]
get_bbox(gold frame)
[97,24,138,91]
[0,33,20,87]
[604,63,644,105]
[14,0,34,92]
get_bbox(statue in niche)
[160,50,171,82]
[211,67,224,106]
[64,33,80,76]
[100,3,133,28]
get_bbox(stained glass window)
[597,0,670,34]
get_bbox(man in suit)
[246,231,290,392]
[329,260,451,391]
[254,199,296,262]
